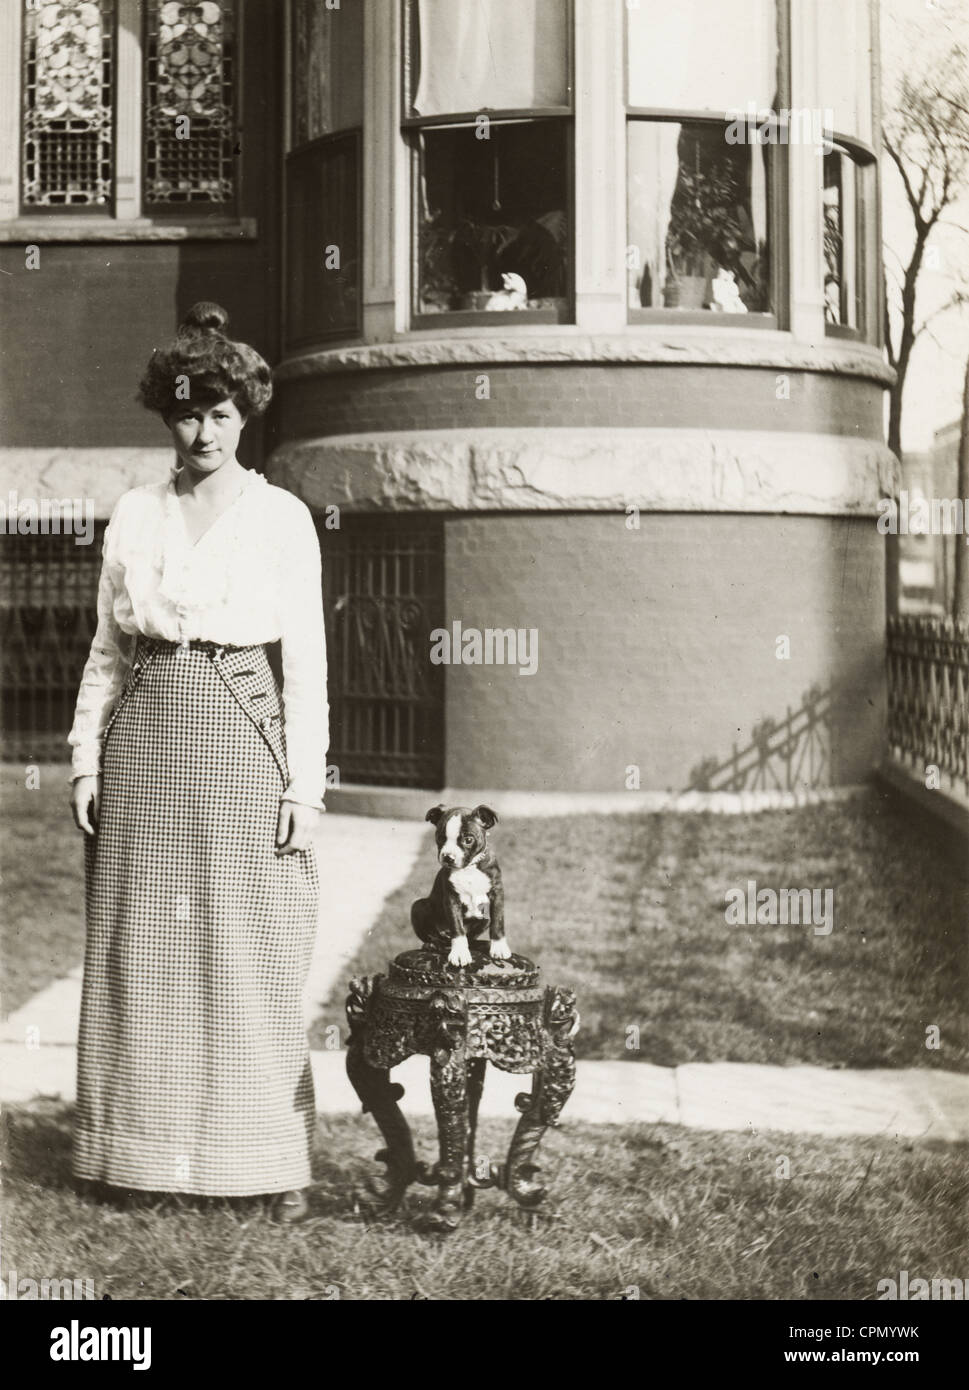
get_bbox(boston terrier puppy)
[410,804,510,968]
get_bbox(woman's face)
[166,396,245,475]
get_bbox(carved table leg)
[345,978,419,1213]
[463,1057,489,1207]
[425,1046,469,1231]
[505,986,579,1212]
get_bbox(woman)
[68,303,327,1223]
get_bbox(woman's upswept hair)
[137,302,273,418]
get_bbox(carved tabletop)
[345,943,579,1231]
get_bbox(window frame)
[624,0,790,330]
[281,0,365,352]
[822,133,878,343]
[0,0,253,241]
[407,115,575,330]
[401,0,575,330]
[284,127,363,351]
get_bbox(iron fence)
[886,614,969,797]
[0,528,106,762]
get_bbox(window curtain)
[627,0,778,113]
[817,0,872,141]
[412,0,569,116]
[628,122,681,305]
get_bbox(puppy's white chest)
[449,864,491,918]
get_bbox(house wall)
[0,0,282,492]
[441,511,885,792]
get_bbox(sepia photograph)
[0,0,966,1349]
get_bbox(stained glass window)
[21,0,116,210]
[143,0,237,207]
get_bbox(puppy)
[410,804,510,968]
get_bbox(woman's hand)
[275,799,320,854]
[71,775,101,835]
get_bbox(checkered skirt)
[74,638,319,1196]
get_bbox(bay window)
[625,0,785,324]
[403,0,572,325]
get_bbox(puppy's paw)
[447,937,473,968]
[489,938,512,960]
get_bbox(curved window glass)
[285,0,363,348]
[823,142,876,338]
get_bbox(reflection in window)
[823,145,872,333]
[627,123,771,314]
[416,122,568,318]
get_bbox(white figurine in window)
[710,267,748,313]
[484,272,528,310]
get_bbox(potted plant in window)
[664,155,753,311]
[451,216,520,310]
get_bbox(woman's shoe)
[271,1189,309,1224]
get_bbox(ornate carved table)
[345,943,579,1231]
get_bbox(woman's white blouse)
[68,469,329,809]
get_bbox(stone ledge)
[275,332,894,386]
[268,427,899,517]
[0,449,174,517]
[0,218,258,243]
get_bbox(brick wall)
[442,512,885,792]
[278,362,884,444]
[0,0,281,471]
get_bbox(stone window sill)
[0,217,257,243]
[275,329,894,387]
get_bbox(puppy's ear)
[473,805,498,829]
[425,804,447,826]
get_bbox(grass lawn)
[1,764,86,1015]
[310,792,969,1071]
[3,1099,965,1301]
[3,766,966,1070]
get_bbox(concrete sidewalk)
[2,1041,967,1140]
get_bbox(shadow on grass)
[310,791,969,1071]
[4,1099,968,1301]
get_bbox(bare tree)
[881,38,969,616]
[882,49,969,462]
